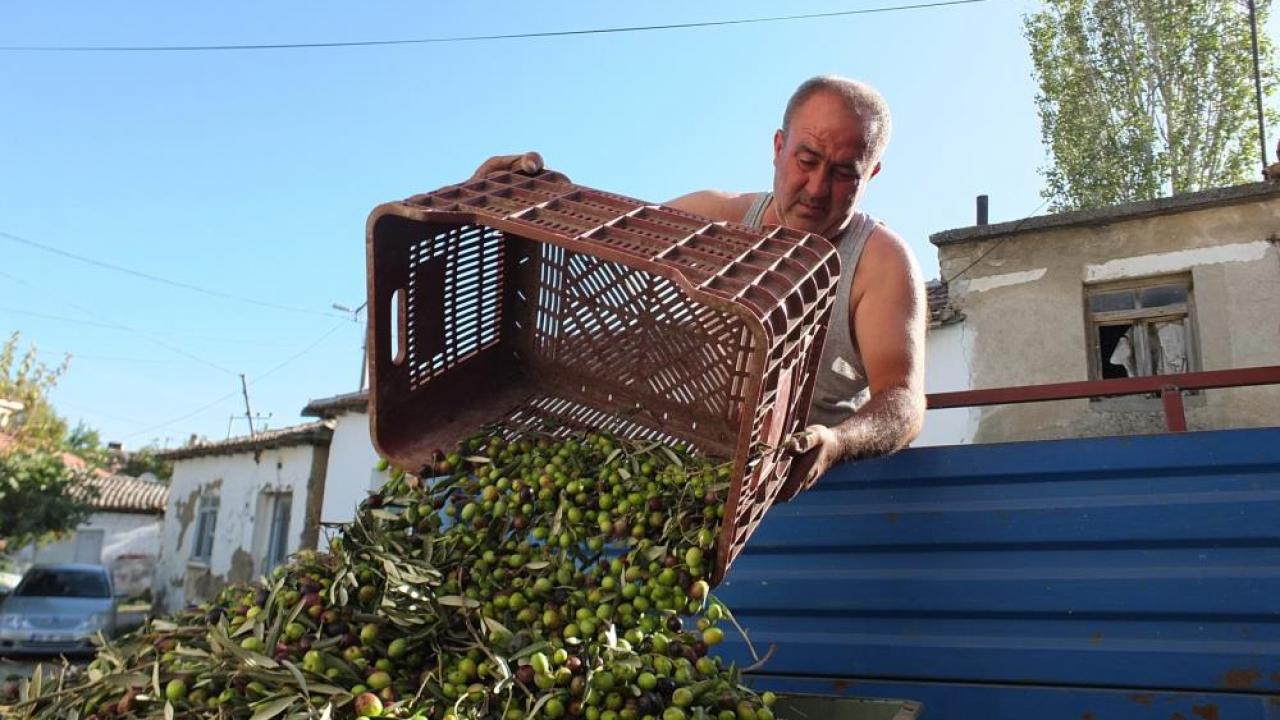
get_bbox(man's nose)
[805,167,831,199]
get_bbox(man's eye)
[835,169,860,182]
[797,156,817,168]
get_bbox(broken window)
[1087,277,1196,381]
[191,494,220,564]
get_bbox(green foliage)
[1026,0,1279,211]
[0,449,97,558]
[0,334,101,560]
[1,333,171,481]
[65,422,113,470]
[0,332,69,451]
[119,446,173,482]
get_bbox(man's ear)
[773,130,785,165]
[870,161,882,180]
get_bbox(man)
[472,75,926,500]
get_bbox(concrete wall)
[154,444,327,612]
[318,412,387,526]
[14,512,162,598]
[937,192,1280,442]
[915,322,978,446]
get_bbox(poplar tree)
[1026,0,1278,210]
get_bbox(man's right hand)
[470,152,569,183]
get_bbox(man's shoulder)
[862,223,916,269]
[664,190,760,223]
[854,223,922,292]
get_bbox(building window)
[191,495,219,564]
[262,492,293,574]
[1086,276,1196,380]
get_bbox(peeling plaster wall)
[937,192,1280,442]
[318,412,388,527]
[154,444,326,613]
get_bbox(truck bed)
[716,427,1280,718]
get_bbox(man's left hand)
[777,424,840,502]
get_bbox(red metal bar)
[1161,386,1187,432]
[927,365,1280,409]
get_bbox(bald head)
[782,76,892,165]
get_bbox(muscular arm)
[782,227,927,498]
[830,228,927,456]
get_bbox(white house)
[915,279,976,447]
[152,421,333,613]
[301,391,386,527]
[12,474,167,599]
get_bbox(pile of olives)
[10,429,777,720]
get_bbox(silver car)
[0,564,118,656]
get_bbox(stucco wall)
[318,412,387,526]
[915,322,978,446]
[14,511,162,597]
[154,444,326,612]
[937,191,1280,442]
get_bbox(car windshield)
[15,568,110,599]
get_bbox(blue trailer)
[718,426,1280,718]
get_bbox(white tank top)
[741,193,878,426]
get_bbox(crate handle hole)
[391,288,406,366]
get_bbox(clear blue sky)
[2,1,1275,449]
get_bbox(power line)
[121,390,242,442]
[122,320,353,441]
[941,197,1051,286]
[2,305,139,332]
[0,304,238,376]
[0,268,301,347]
[0,1,987,53]
[252,321,349,383]
[56,400,152,429]
[0,271,240,375]
[35,348,181,365]
[0,230,344,319]
[5,265,357,438]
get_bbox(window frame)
[262,492,293,574]
[1083,275,1200,382]
[191,494,220,565]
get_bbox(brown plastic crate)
[365,171,841,584]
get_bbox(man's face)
[772,90,880,239]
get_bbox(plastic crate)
[365,171,841,584]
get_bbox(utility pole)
[359,324,368,392]
[332,301,369,392]
[1246,0,1269,171]
[240,373,257,437]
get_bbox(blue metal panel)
[752,675,1280,720]
[716,428,1280,709]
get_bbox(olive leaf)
[249,695,298,720]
